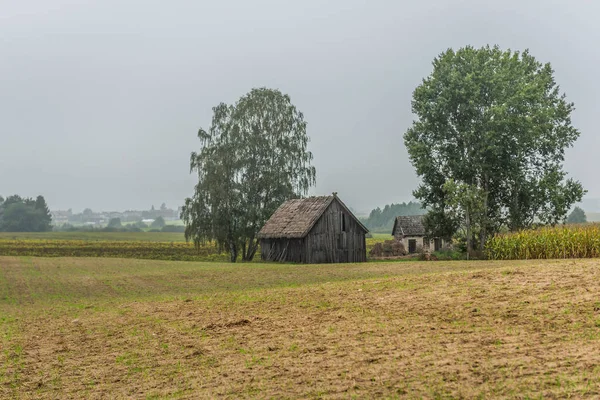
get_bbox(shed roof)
[258,194,368,239]
[392,215,427,237]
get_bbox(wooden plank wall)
[260,238,305,263]
[305,199,366,263]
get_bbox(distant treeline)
[55,222,185,233]
[0,195,53,232]
[361,202,424,233]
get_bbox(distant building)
[50,210,72,225]
[258,193,368,263]
[392,215,448,253]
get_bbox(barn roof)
[392,215,427,237]
[258,194,368,239]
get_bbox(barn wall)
[260,238,305,263]
[305,199,366,263]
[402,236,426,253]
[397,236,449,253]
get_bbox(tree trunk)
[229,242,238,263]
[241,240,251,261]
[241,241,247,261]
[465,204,472,260]
[244,238,259,262]
[479,220,487,251]
[479,179,489,251]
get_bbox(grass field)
[2,256,600,398]
[0,239,227,262]
[0,231,187,242]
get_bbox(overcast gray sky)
[2,0,599,213]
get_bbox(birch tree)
[182,88,316,262]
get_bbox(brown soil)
[2,258,600,398]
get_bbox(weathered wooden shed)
[258,193,368,263]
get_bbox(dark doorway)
[434,238,442,251]
[408,239,417,253]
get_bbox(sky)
[2,0,599,213]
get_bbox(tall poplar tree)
[404,45,585,248]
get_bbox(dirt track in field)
[2,258,600,398]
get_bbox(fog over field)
[2,0,599,212]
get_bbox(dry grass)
[1,257,600,398]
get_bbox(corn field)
[486,224,600,260]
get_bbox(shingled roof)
[392,215,427,237]
[258,195,367,239]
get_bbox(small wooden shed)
[258,193,368,263]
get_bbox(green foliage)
[161,225,185,233]
[567,206,587,224]
[432,249,465,261]
[1,203,41,232]
[404,45,585,246]
[0,194,52,232]
[422,209,458,242]
[107,218,122,228]
[133,221,149,229]
[182,88,316,262]
[34,196,52,231]
[443,179,486,255]
[362,201,424,232]
[151,216,166,229]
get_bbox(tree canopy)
[151,216,166,229]
[361,201,424,233]
[0,194,53,232]
[107,218,122,228]
[567,206,587,224]
[404,45,585,248]
[442,179,486,256]
[181,88,316,262]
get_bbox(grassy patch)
[0,239,226,262]
[1,257,600,398]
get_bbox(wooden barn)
[258,193,368,263]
